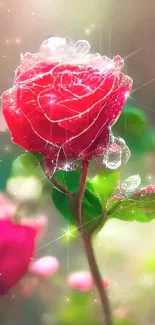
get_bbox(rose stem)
[40,161,71,196]
[51,176,71,196]
[74,160,112,325]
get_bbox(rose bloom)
[1,37,132,170]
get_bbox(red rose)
[1,37,132,170]
[0,209,37,295]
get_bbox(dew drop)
[61,162,75,171]
[121,174,141,194]
[103,136,130,170]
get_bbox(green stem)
[82,231,112,325]
[74,160,113,325]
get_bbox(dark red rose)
[1,37,132,170]
[0,217,37,295]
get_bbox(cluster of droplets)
[120,174,141,195]
[103,133,131,170]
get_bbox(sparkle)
[15,38,21,44]
[106,61,115,70]
[85,28,91,35]
[62,162,72,171]
[124,91,130,100]
[61,226,77,239]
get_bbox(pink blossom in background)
[22,215,48,238]
[0,193,49,295]
[67,271,93,292]
[102,278,110,289]
[0,110,7,132]
[29,256,59,277]
[67,271,110,292]
[19,275,40,297]
[0,217,38,295]
[0,192,16,219]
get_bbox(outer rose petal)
[2,88,47,152]
[14,53,56,84]
[0,218,37,295]
[64,127,110,161]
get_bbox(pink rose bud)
[29,256,59,277]
[67,271,93,292]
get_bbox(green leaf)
[114,105,146,138]
[107,186,155,222]
[113,105,153,155]
[58,292,100,325]
[11,154,44,178]
[143,251,155,274]
[52,188,75,225]
[52,181,103,230]
[20,152,42,173]
[82,186,103,229]
[114,318,134,325]
[12,156,30,177]
[54,168,81,194]
[89,170,120,207]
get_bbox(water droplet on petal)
[121,174,141,194]
[62,162,73,171]
[60,161,78,172]
[103,136,130,170]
